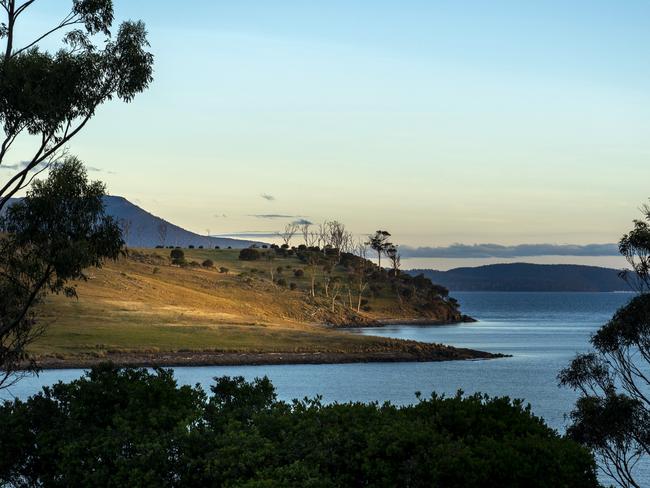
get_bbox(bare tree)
[278,222,298,247]
[157,222,168,247]
[329,277,342,312]
[323,220,353,256]
[301,223,318,247]
[265,251,276,283]
[351,240,371,312]
[119,219,132,246]
[305,251,323,297]
[135,223,146,247]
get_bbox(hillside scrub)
[0,364,600,487]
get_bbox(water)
[2,291,640,484]
[3,292,632,433]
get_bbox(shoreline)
[32,346,507,370]
[333,316,478,329]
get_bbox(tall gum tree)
[0,0,154,209]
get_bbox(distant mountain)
[408,263,631,292]
[2,195,260,249]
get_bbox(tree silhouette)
[367,230,392,269]
[0,0,154,210]
[560,201,650,488]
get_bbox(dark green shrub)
[276,278,287,287]
[219,267,229,274]
[294,269,304,277]
[239,248,261,261]
[289,282,297,290]
[0,366,600,488]
[202,259,214,268]
[170,249,185,265]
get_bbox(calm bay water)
[3,291,642,484]
[3,292,633,433]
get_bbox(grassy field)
[30,247,478,363]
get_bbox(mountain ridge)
[2,195,260,249]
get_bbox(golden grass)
[30,248,414,359]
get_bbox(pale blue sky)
[8,1,650,255]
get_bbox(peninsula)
[31,247,501,368]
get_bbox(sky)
[4,0,650,268]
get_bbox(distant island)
[409,263,631,292]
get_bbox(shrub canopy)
[0,364,599,487]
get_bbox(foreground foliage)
[0,364,599,487]
[0,159,122,389]
[560,201,650,488]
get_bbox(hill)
[30,247,496,368]
[408,263,630,292]
[2,196,260,248]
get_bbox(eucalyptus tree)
[386,244,401,277]
[0,158,123,389]
[367,230,392,269]
[0,0,152,387]
[560,201,650,488]
[0,0,154,210]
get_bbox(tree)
[265,251,276,283]
[278,222,298,248]
[386,244,401,277]
[559,202,650,488]
[303,250,324,297]
[367,230,392,269]
[170,248,185,265]
[0,158,123,389]
[300,222,320,247]
[201,259,213,269]
[324,220,353,256]
[157,222,168,248]
[119,218,132,246]
[0,0,154,211]
[351,241,371,312]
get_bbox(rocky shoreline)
[33,343,506,370]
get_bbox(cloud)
[292,218,312,225]
[213,231,279,238]
[250,214,303,219]
[0,160,32,171]
[1,160,114,174]
[400,243,620,258]
[260,193,275,201]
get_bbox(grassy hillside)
[30,247,488,365]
